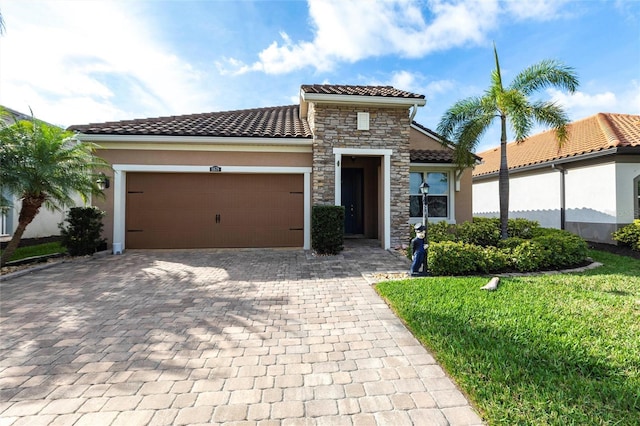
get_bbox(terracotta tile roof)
[68,105,312,138]
[410,149,455,163]
[473,113,640,177]
[301,84,425,99]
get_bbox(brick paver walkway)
[0,240,483,425]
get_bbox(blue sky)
[1,0,638,152]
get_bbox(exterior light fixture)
[97,173,110,190]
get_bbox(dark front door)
[341,168,364,235]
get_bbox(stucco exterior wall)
[3,194,86,239]
[309,104,411,246]
[473,157,639,243]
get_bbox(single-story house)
[69,84,475,253]
[473,112,640,244]
[0,106,85,241]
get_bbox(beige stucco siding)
[409,127,443,150]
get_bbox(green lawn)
[4,242,66,262]
[376,250,640,425]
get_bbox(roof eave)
[75,133,313,146]
[472,147,624,180]
[300,91,426,108]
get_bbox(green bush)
[612,220,640,251]
[510,240,548,272]
[311,205,344,255]
[508,218,539,239]
[533,231,588,269]
[427,241,485,276]
[482,246,510,273]
[59,206,107,256]
[429,221,457,243]
[423,224,588,275]
[457,218,501,247]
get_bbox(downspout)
[552,164,566,230]
[409,103,418,121]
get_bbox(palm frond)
[510,59,579,95]
[529,101,571,146]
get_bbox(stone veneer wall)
[309,103,411,247]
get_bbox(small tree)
[437,45,579,239]
[59,207,107,256]
[0,109,107,265]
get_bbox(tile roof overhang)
[299,84,426,119]
[410,122,482,165]
[68,105,312,145]
[473,113,640,179]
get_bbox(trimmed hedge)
[312,205,344,255]
[612,220,640,251]
[420,218,589,276]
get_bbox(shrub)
[59,206,107,256]
[482,246,510,273]
[427,241,485,276]
[532,232,588,269]
[509,240,547,272]
[612,220,640,251]
[311,205,344,255]
[407,218,589,276]
[458,218,500,247]
[429,221,457,243]
[508,218,539,239]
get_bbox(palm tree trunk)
[498,114,509,239]
[0,196,44,266]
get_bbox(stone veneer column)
[309,103,411,247]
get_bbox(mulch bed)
[588,242,640,260]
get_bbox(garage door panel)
[126,172,303,249]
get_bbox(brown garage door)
[126,173,304,249]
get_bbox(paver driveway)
[0,240,483,425]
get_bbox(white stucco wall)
[472,169,562,228]
[6,193,87,239]
[565,162,616,224]
[472,179,499,214]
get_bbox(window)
[410,171,449,218]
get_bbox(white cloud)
[547,88,619,119]
[0,1,209,126]
[503,0,570,20]
[223,0,570,75]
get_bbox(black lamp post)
[419,181,430,274]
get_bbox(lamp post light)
[419,181,430,275]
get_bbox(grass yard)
[5,241,66,262]
[376,250,640,425]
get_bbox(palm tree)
[0,110,107,265]
[437,45,579,239]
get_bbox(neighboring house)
[68,84,475,253]
[473,112,640,244]
[0,106,85,241]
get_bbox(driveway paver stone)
[0,240,483,425]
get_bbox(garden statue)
[410,223,427,276]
